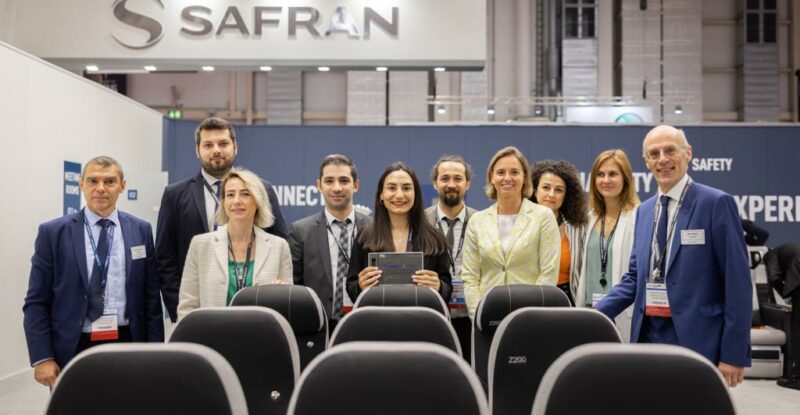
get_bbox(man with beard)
[288,155,370,331]
[156,117,288,322]
[425,155,476,359]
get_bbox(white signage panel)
[1,0,486,68]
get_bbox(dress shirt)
[651,174,691,277]
[324,209,357,306]
[436,204,468,276]
[201,169,221,231]
[83,208,127,332]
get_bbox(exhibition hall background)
[164,120,800,247]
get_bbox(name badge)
[645,283,672,317]
[591,293,605,307]
[90,308,119,341]
[680,229,705,245]
[131,245,147,260]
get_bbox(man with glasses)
[596,125,751,388]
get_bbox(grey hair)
[81,156,125,181]
[214,168,274,228]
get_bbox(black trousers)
[451,317,471,362]
[75,326,132,355]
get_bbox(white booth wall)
[0,42,164,381]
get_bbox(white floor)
[1,368,798,414]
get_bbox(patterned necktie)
[332,219,351,320]
[88,218,112,321]
[213,181,221,230]
[655,195,671,280]
[443,217,458,250]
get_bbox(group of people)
[23,119,752,390]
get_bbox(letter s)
[111,0,165,50]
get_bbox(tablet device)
[368,252,423,285]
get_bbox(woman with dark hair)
[346,162,452,301]
[530,160,588,304]
[575,149,640,341]
[461,147,561,319]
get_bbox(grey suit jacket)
[288,210,371,316]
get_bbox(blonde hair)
[588,149,640,217]
[484,146,533,200]
[214,168,274,228]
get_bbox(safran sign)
[4,0,485,68]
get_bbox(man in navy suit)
[23,156,164,387]
[156,117,288,321]
[596,125,751,388]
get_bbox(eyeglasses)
[644,145,682,161]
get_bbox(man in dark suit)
[596,125,751,388]
[23,156,164,388]
[156,117,288,321]
[288,155,369,330]
[425,155,476,359]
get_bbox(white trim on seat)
[52,342,249,415]
[486,307,621,410]
[329,306,462,357]
[286,342,489,415]
[175,306,302,383]
[353,285,451,319]
[530,343,731,415]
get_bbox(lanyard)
[435,213,468,274]
[598,210,621,289]
[651,180,693,278]
[228,230,255,291]
[84,217,115,290]
[201,176,220,205]
[325,219,357,263]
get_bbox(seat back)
[231,284,327,369]
[488,308,621,415]
[330,306,461,356]
[472,285,570,389]
[288,342,489,415]
[47,343,247,415]
[531,343,735,415]
[354,285,449,317]
[171,307,300,415]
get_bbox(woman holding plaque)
[530,160,588,305]
[177,168,292,320]
[573,149,639,341]
[461,147,561,319]
[346,162,452,301]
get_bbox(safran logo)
[112,0,165,50]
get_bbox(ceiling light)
[202,66,215,71]
[674,105,683,115]
[318,66,330,72]
[487,105,496,115]
[260,66,272,71]
[144,65,157,72]
[436,105,446,115]
[433,67,446,72]
[86,65,99,71]
[376,66,388,72]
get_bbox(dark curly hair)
[530,160,588,227]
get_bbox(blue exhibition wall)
[163,121,800,246]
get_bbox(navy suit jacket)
[23,209,164,368]
[156,171,288,321]
[596,182,752,367]
[288,211,371,315]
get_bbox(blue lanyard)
[84,217,115,289]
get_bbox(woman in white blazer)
[461,147,561,319]
[572,149,640,341]
[178,168,292,320]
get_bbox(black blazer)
[346,235,452,303]
[156,171,289,321]
[288,211,371,316]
